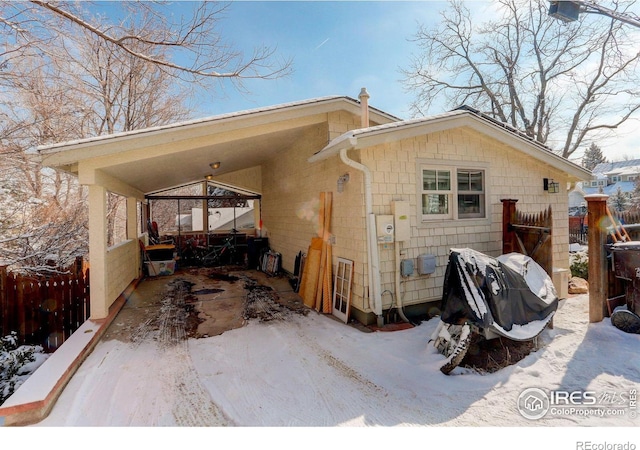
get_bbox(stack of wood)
[299,192,333,313]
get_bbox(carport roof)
[37,95,398,196]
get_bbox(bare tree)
[401,0,640,158]
[0,1,292,273]
[2,1,292,88]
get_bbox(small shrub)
[570,251,589,280]
[0,332,49,405]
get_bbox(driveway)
[35,266,313,426]
[30,266,640,428]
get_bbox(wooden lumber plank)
[321,192,333,313]
[322,243,333,314]
[300,237,323,308]
[315,241,327,311]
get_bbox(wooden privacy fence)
[569,215,588,245]
[615,210,640,241]
[501,199,553,276]
[0,258,90,353]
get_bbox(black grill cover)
[439,248,558,340]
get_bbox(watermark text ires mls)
[517,387,637,420]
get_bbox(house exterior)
[569,159,640,213]
[38,90,591,326]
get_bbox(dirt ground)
[102,266,309,346]
[459,333,537,373]
[103,265,539,375]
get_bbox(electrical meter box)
[417,254,436,275]
[392,200,410,243]
[376,215,394,243]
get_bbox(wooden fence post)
[501,199,518,254]
[586,194,609,323]
[0,265,7,337]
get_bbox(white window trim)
[416,159,490,226]
[421,167,454,219]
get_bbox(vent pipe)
[358,87,370,128]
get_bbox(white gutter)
[333,88,384,326]
[339,147,383,326]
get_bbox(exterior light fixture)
[548,1,581,22]
[210,162,221,170]
[544,178,560,193]
[337,173,350,193]
[205,174,214,181]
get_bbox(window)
[421,169,451,217]
[420,165,486,221]
[457,170,485,218]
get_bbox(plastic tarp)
[439,248,558,341]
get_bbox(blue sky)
[192,0,466,119]
[88,1,637,160]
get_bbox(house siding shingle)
[359,127,570,314]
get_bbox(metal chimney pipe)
[358,87,370,128]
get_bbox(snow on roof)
[607,165,640,176]
[592,158,640,175]
[582,180,636,196]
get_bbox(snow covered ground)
[17,293,640,447]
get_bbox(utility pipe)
[394,242,411,323]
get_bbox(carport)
[37,96,396,320]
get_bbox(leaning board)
[300,237,323,308]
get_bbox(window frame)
[456,169,486,219]
[420,168,453,219]
[417,160,489,224]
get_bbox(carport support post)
[585,194,609,323]
[88,184,109,319]
[201,181,209,233]
[127,197,141,276]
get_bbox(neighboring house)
[37,90,590,326]
[569,159,640,212]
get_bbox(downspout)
[336,87,383,326]
[339,148,383,327]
